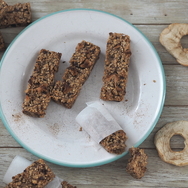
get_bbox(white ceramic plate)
[0,9,166,167]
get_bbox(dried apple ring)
[154,121,188,166]
[159,23,188,66]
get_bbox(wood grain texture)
[1,0,188,187]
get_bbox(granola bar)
[22,49,62,117]
[100,130,127,154]
[0,0,8,19]
[126,147,148,179]
[0,2,32,28]
[61,181,77,188]
[100,32,131,101]
[0,32,5,51]
[5,159,55,188]
[52,41,100,108]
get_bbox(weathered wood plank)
[1,148,188,187]
[4,0,188,24]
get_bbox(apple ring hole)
[180,35,188,49]
[170,134,185,152]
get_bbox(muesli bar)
[0,0,8,19]
[52,41,100,108]
[52,66,90,108]
[22,49,62,117]
[5,159,55,188]
[0,32,5,51]
[100,130,127,154]
[100,32,131,101]
[126,147,148,179]
[0,2,32,28]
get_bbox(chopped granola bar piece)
[22,86,51,118]
[5,159,55,188]
[69,40,100,70]
[52,41,100,108]
[0,2,32,28]
[100,32,131,101]
[100,130,127,154]
[52,66,89,108]
[126,147,148,179]
[61,181,77,188]
[28,49,61,89]
[0,32,5,51]
[0,0,8,19]
[22,49,62,117]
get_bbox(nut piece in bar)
[0,2,32,28]
[52,41,100,108]
[100,130,127,154]
[0,0,8,19]
[22,49,62,117]
[126,147,148,179]
[5,159,55,188]
[61,181,77,188]
[100,32,131,102]
[0,32,5,51]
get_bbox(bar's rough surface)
[100,32,131,101]
[22,49,62,117]
[5,159,55,188]
[100,130,127,154]
[0,32,5,51]
[52,41,100,108]
[0,0,8,19]
[61,181,77,188]
[0,2,32,28]
[126,147,148,179]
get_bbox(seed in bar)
[100,32,131,102]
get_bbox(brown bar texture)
[100,32,131,101]
[52,40,100,108]
[61,181,77,188]
[0,32,5,51]
[0,2,32,28]
[126,147,148,179]
[0,0,8,19]
[22,49,62,117]
[100,130,127,154]
[5,159,55,188]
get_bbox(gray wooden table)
[1,0,188,187]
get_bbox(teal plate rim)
[0,8,166,168]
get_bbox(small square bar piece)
[100,32,131,101]
[52,41,100,108]
[61,181,77,188]
[22,49,62,117]
[126,147,148,179]
[5,159,55,188]
[0,2,32,28]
